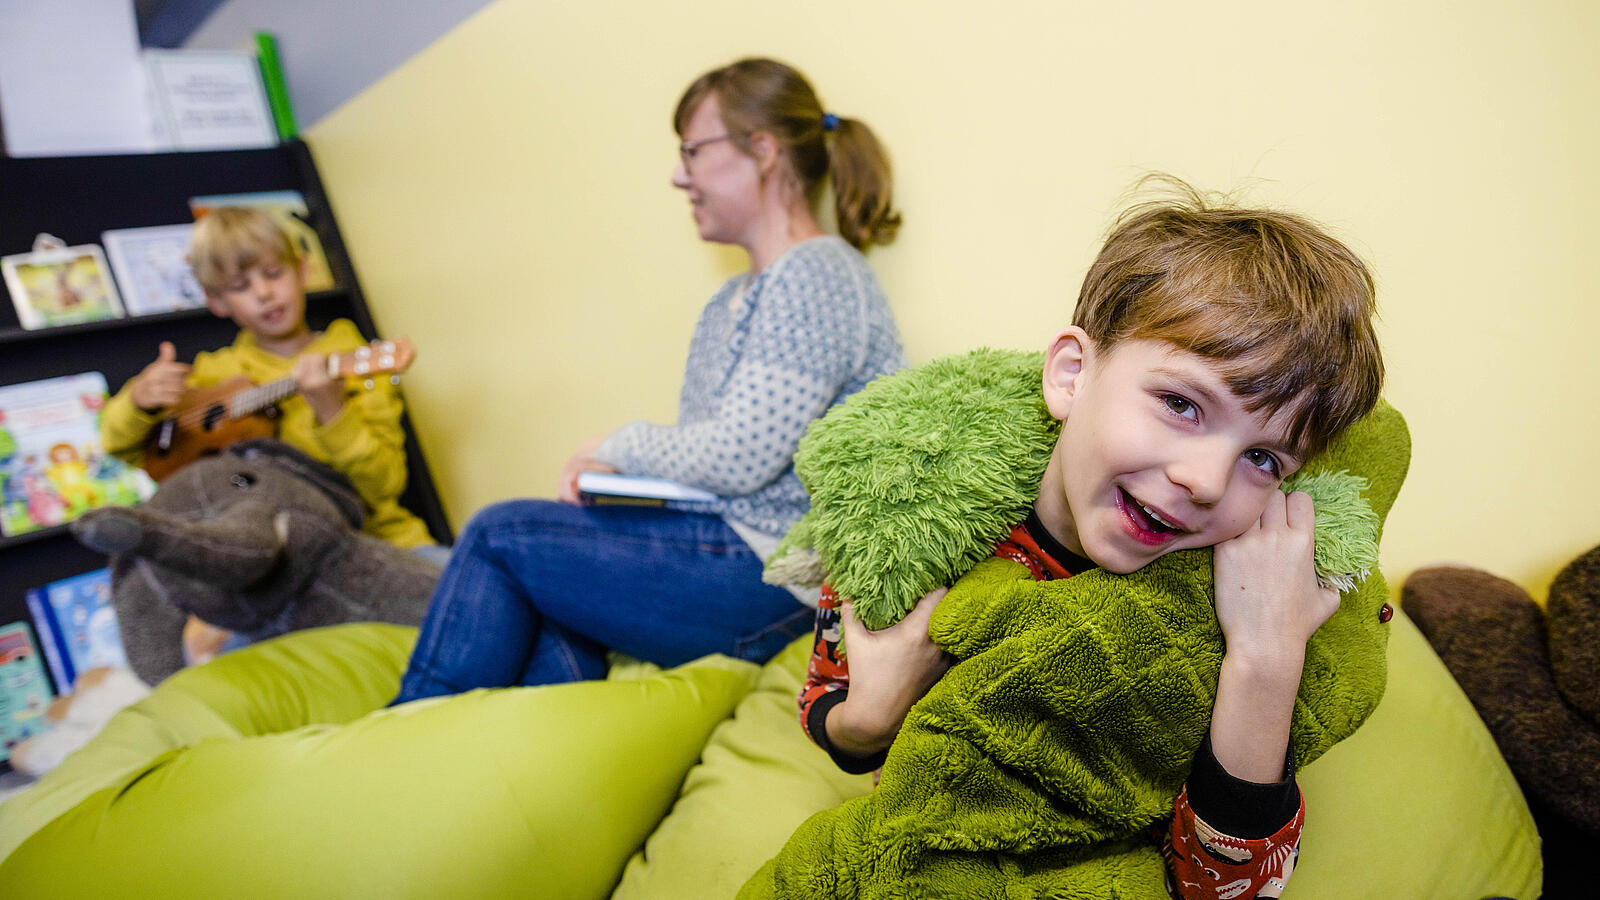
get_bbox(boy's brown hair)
[1072,178,1383,460]
[188,207,301,294]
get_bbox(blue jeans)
[391,499,811,704]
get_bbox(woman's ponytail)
[826,116,901,250]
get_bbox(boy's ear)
[203,292,231,320]
[1041,326,1092,420]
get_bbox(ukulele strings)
[162,344,397,429]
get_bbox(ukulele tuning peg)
[354,360,371,375]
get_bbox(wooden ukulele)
[142,337,415,481]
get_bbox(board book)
[0,622,54,765]
[102,223,207,316]
[25,568,126,694]
[2,243,124,330]
[0,372,157,537]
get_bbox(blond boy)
[102,210,431,551]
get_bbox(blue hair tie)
[822,112,840,133]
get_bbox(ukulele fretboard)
[230,377,298,419]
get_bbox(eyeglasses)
[678,134,732,168]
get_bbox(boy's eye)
[1162,394,1196,419]
[1244,448,1282,478]
[262,266,282,278]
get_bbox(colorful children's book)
[25,568,126,694]
[2,242,125,330]
[101,224,208,316]
[0,372,157,538]
[188,190,335,291]
[0,621,56,763]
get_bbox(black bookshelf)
[0,141,452,631]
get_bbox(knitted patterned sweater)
[596,236,904,539]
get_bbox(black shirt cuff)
[806,690,888,775]
[1185,735,1299,840]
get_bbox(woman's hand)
[291,352,345,425]
[824,587,953,758]
[556,435,618,504]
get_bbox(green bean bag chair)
[0,620,1542,899]
[0,623,757,898]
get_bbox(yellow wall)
[308,0,1599,600]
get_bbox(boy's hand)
[556,435,618,504]
[825,588,953,757]
[1209,489,1339,782]
[128,342,191,413]
[291,352,345,425]
[1212,489,1340,662]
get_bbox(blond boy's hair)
[188,207,300,294]
[1072,178,1383,460]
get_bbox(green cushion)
[0,624,759,899]
[612,636,874,898]
[1,611,1541,898]
[1293,608,1541,898]
[0,622,417,860]
[615,614,1542,899]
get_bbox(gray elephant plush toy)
[71,439,442,685]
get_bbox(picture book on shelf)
[0,372,157,538]
[188,190,335,291]
[102,224,207,316]
[576,471,718,506]
[1,243,124,330]
[25,568,126,694]
[0,622,55,764]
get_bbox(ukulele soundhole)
[202,403,227,432]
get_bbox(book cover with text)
[25,568,126,693]
[0,622,55,763]
[0,372,156,537]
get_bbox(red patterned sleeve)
[796,584,888,774]
[1162,783,1305,899]
[797,583,848,734]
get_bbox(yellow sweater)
[101,319,432,548]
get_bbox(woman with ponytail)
[392,58,906,703]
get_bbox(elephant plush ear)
[227,440,365,529]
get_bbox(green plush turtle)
[749,348,1408,898]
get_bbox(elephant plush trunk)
[74,500,284,589]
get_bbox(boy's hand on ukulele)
[826,588,953,757]
[291,352,345,425]
[1212,489,1339,669]
[129,342,192,413]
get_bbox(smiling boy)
[794,184,1383,899]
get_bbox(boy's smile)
[1036,332,1301,574]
